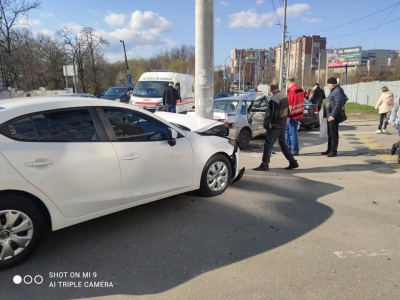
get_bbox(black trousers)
[327,119,339,153]
[262,127,296,165]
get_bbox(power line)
[327,17,400,40]
[271,0,281,27]
[359,2,400,45]
[309,1,400,34]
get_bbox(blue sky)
[23,0,400,66]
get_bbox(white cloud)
[228,9,276,28]
[255,0,264,4]
[215,17,221,26]
[40,11,53,18]
[128,11,172,34]
[18,15,41,27]
[105,13,125,27]
[276,3,310,18]
[303,17,322,24]
[220,1,229,6]
[228,4,310,28]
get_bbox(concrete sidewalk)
[241,117,400,175]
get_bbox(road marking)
[334,249,391,259]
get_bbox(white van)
[130,71,195,113]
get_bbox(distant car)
[0,96,244,270]
[101,87,132,103]
[214,92,230,99]
[299,99,319,130]
[189,92,268,149]
[54,93,96,98]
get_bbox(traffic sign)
[127,74,132,80]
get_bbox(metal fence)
[324,80,400,107]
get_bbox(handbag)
[337,109,347,123]
[319,117,328,138]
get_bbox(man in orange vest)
[285,77,304,156]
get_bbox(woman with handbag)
[374,86,394,134]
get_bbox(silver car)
[212,93,269,149]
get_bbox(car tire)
[237,129,251,149]
[305,125,314,130]
[199,154,232,197]
[0,195,46,270]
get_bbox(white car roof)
[0,97,149,121]
[214,93,265,102]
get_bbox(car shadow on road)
[2,175,341,299]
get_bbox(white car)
[0,97,244,270]
[188,92,269,149]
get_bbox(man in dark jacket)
[253,83,299,171]
[321,77,346,157]
[309,83,326,128]
[162,81,181,113]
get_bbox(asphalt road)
[1,118,399,300]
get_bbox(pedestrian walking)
[321,77,347,157]
[285,77,304,156]
[253,83,299,171]
[374,86,394,134]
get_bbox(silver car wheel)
[0,210,34,261]
[206,161,229,192]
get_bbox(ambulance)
[130,71,195,113]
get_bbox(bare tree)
[57,26,109,93]
[0,0,40,87]
[80,27,109,94]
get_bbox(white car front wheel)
[199,154,232,197]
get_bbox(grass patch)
[345,102,378,120]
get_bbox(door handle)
[121,154,141,160]
[24,159,55,167]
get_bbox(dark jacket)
[162,86,181,106]
[324,85,346,118]
[263,91,289,129]
[310,87,326,105]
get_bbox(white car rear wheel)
[199,154,232,197]
[0,196,46,270]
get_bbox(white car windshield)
[133,81,169,98]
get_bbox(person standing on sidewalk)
[374,86,394,134]
[389,94,400,162]
[253,83,299,171]
[321,77,347,157]
[309,83,326,128]
[285,77,304,156]
[162,81,181,113]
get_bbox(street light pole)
[120,40,131,87]
[224,55,231,91]
[278,0,287,91]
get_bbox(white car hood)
[155,111,226,133]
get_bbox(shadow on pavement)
[1,174,339,299]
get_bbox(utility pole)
[278,0,287,90]
[120,40,132,87]
[195,0,214,119]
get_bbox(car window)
[0,109,98,142]
[104,108,169,141]
[213,100,239,112]
[250,97,268,112]
[0,117,37,141]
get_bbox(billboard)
[327,47,362,68]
